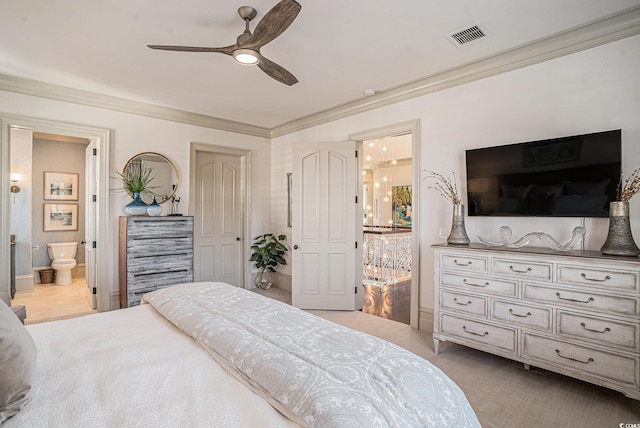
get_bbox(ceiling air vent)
[446,24,486,47]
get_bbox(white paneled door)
[194,152,243,286]
[84,141,97,309]
[292,141,359,310]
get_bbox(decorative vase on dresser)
[119,216,194,307]
[601,201,640,257]
[447,203,470,245]
[123,192,148,215]
[146,197,162,216]
[433,243,640,400]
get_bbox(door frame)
[189,142,252,289]
[350,119,420,328]
[0,114,111,311]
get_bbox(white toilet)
[46,242,78,286]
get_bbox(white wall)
[1,93,271,305]
[271,35,640,310]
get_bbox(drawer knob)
[508,308,532,318]
[509,265,532,274]
[580,273,611,282]
[580,322,611,334]
[454,259,472,266]
[555,349,594,365]
[462,326,488,337]
[463,279,488,287]
[555,292,594,304]
[453,298,472,306]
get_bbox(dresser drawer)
[440,314,516,352]
[558,311,639,350]
[441,290,487,317]
[441,272,517,297]
[440,254,487,273]
[127,253,193,274]
[491,300,552,331]
[523,284,638,317]
[127,237,193,255]
[127,271,193,290]
[557,264,639,292]
[523,333,638,387]
[127,218,193,239]
[492,258,552,281]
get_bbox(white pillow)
[0,298,37,422]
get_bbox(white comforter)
[5,302,297,427]
[144,282,481,427]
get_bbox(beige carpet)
[254,287,640,428]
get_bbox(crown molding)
[270,6,640,138]
[0,73,271,138]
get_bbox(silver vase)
[448,204,470,245]
[601,201,639,257]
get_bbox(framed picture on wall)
[44,203,78,231]
[44,171,79,200]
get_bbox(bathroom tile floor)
[12,278,97,324]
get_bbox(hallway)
[12,278,97,324]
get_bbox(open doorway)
[351,120,420,328]
[10,132,97,323]
[361,134,413,324]
[1,114,111,321]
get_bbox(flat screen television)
[465,129,621,217]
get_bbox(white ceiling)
[1,1,639,132]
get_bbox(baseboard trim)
[418,307,434,333]
[273,272,292,292]
[15,275,34,293]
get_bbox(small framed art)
[44,171,79,201]
[44,203,78,231]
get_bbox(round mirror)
[122,152,178,204]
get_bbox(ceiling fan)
[148,0,301,86]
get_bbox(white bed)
[2,282,480,427]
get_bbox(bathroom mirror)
[122,152,178,204]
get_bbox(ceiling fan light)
[233,49,260,65]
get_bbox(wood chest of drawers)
[433,244,640,400]
[119,216,194,308]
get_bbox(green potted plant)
[114,160,158,215]
[250,233,288,289]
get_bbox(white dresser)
[433,244,640,400]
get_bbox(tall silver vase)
[601,201,639,256]
[448,204,470,245]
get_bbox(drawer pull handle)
[508,308,531,318]
[454,298,472,306]
[509,265,532,274]
[463,279,488,287]
[580,322,611,334]
[555,349,594,364]
[454,260,472,266]
[463,326,488,337]
[555,292,594,304]
[580,273,611,282]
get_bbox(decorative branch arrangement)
[617,168,640,202]
[423,170,462,204]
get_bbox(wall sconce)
[10,173,21,203]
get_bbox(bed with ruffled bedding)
[1,282,480,427]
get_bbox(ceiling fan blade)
[147,45,235,55]
[258,55,298,86]
[244,0,301,49]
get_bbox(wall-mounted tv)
[466,130,621,218]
